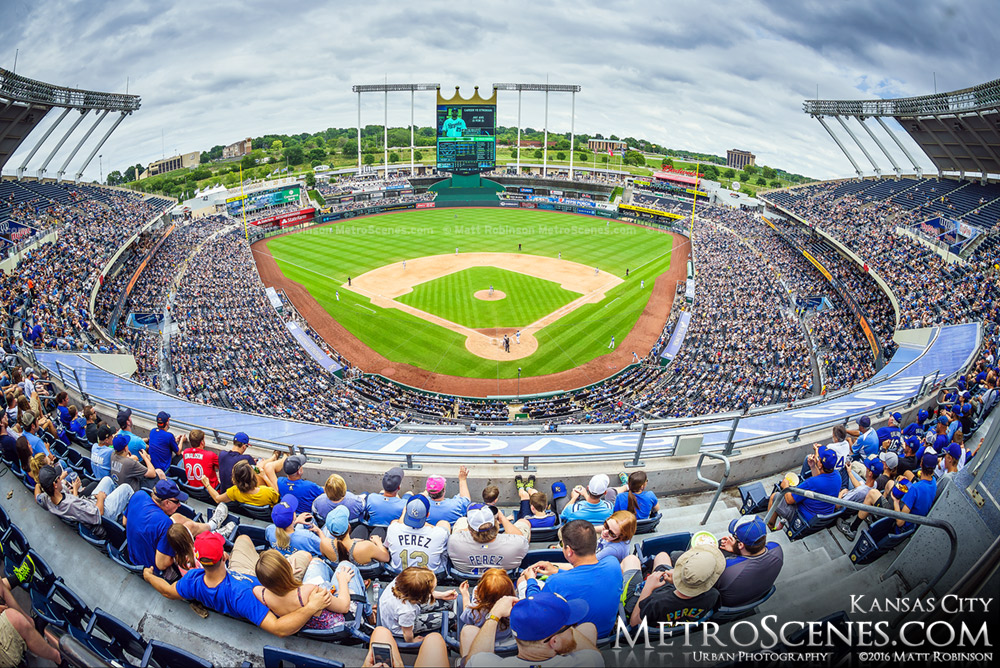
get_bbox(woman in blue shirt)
[612,471,660,519]
[595,511,636,562]
[266,494,338,562]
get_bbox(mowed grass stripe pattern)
[396,267,580,329]
[265,209,672,379]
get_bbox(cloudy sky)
[2,0,997,181]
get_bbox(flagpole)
[240,164,249,242]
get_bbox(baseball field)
[254,208,681,392]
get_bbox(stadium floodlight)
[492,82,582,177]
[1,67,140,112]
[352,82,441,176]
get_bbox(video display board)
[225,185,301,216]
[436,104,495,174]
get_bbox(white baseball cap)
[467,507,495,532]
[587,474,609,496]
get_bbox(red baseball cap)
[194,531,226,565]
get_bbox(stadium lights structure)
[351,83,440,177]
[493,83,582,178]
[804,77,1000,181]
[0,67,140,182]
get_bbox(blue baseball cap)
[937,415,950,425]
[153,479,188,502]
[728,515,767,546]
[863,455,884,478]
[921,452,939,470]
[945,443,963,461]
[156,411,170,425]
[858,416,871,429]
[962,404,972,414]
[271,494,298,528]
[918,409,929,422]
[904,435,921,452]
[324,505,350,536]
[403,495,430,529]
[234,432,250,445]
[891,412,902,424]
[510,592,589,641]
[817,446,837,470]
[934,434,950,452]
[112,433,130,451]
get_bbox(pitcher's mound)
[474,290,506,301]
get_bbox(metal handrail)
[765,485,958,601]
[695,452,730,525]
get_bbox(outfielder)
[608,335,615,349]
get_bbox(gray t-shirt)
[715,543,784,607]
[448,530,528,575]
[110,453,147,491]
[36,490,101,525]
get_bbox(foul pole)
[239,164,249,242]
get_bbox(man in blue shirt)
[143,531,331,636]
[518,520,623,638]
[276,454,323,513]
[767,446,841,530]
[55,392,71,429]
[876,413,903,454]
[851,415,879,460]
[425,465,471,525]
[894,453,938,533]
[116,408,147,457]
[147,411,185,472]
[359,467,412,538]
[902,410,929,440]
[559,474,613,524]
[19,411,49,458]
[90,424,115,479]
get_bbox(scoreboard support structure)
[494,83,582,177]
[352,83,439,177]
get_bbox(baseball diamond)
[253,208,684,395]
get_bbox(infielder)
[608,335,615,349]
[641,279,644,289]
[515,330,520,344]
[336,291,340,301]
[403,260,407,270]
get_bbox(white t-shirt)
[466,649,605,667]
[384,522,449,572]
[378,578,422,636]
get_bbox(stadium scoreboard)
[225,185,301,216]
[436,87,496,175]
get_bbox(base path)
[253,231,689,397]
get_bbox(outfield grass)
[265,208,673,379]
[396,267,580,329]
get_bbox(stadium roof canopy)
[0,68,140,181]
[804,78,1000,180]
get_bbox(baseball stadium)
[0,15,998,668]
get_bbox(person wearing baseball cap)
[939,442,965,481]
[384,495,450,573]
[218,432,257,491]
[360,467,412,537]
[710,515,783,607]
[463,592,601,666]
[837,456,886,540]
[559,474,613,524]
[277,453,324,514]
[110,432,160,492]
[19,410,49,459]
[265,494,329,561]
[876,414,903,454]
[449,503,531,576]
[891,453,938,533]
[902,410,930,440]
[424,465,471,525]
[619,543,724,628]
[115,407,148,457]
[34,462,134,530]
[148,411,186,473]
[145,531,334,634]
[767,445,841,531]
[89,423,116,479]
[850,415,879,460]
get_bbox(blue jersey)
[791,471,841,522]
[364,492,411,526]
[277,477,323,514]
[175,570,269,626]
[613,490,659,519]
[876,426,902,453]
[854,430,880,459]
[264,524,324,557]
[91,444,113,479]
[313,491,364,523]
[125,492,174,568]
[900,478,936,531]
[901,422,926,440]
[525,558,623,637]
[147,428,179,471]
[426,495,470,525]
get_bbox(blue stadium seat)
[517,549,564,573]
[0,505,11,540]
[444,588,517,657]
[22,549,59,612]
[177,479,214,504]
[140,639,214,668]
[2,525,29,582]
[634,532,692,568]
[78,521,108,550]
[78,608,148,667]
[32,580,92,634]
[634,512,662,535]
[738,482,769,515]
[262,645,345,668]
[375,600,448,653]
[784,507,846,541]
[713,585,777,623]
[849,517,917,565]
[101,518,144,574]
[232,523,269,550]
